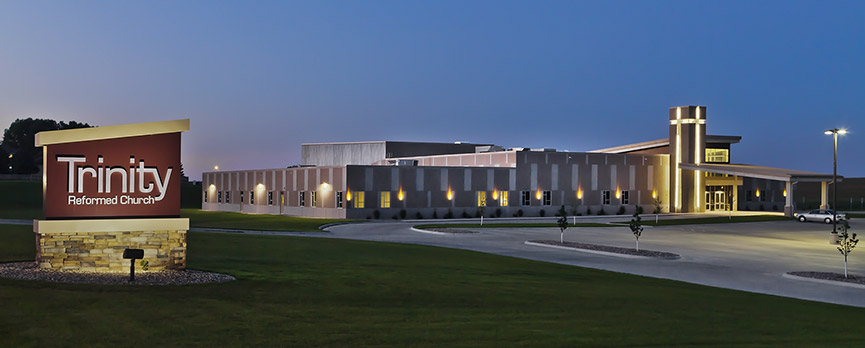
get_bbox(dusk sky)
[1,1,862,180]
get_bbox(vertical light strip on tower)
[675,107,681,211]
[695,106,701,211]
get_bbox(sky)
[1,0,863,180]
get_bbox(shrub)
[598,207,606,215]
[517,209,524,217]
[373,210,381,219]
[586,207,592,215]
[616,206,626,215]
[366,216,371,220]
[636,205,644,214]
[539,209,546,217]
[570,207,578,216]
[445,209,454,219]
[462,211,471,218]
[476,207,485,218]
[432,209,439,219]
[495,208,502,217]
[759,204,765,211]
[392,214,398,220]
[399,209,407,219]
[772,205,779,211]
[416,212,423,219]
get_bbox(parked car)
[794,209,847,223]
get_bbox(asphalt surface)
[323,215,865,308]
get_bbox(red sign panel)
[43,133,181,219]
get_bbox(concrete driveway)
[324,216,865,308]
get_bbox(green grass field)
[1,223,863,347]
[182,209,349,232]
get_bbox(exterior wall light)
[398,188,404,201]
[755,189,760,198]
[615,188,621,199]
[535,189,542,200]
[346,190,352,201]
[577,189,583,200]
[492,189,498,200]
[447,188,453,201]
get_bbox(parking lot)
[327,215,865,307]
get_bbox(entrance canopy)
[679,163,840,183]
[680,163,842,216]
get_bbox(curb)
[410,227,452,235]
[781,273,865,290]
[523,241,651,259]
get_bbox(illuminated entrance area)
[705,185,733,211]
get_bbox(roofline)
[680,163,841,182]
[301,140,495,146]
[590,135,742,154]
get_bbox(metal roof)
[590,135,742,154]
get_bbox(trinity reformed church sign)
[37,120,189,219]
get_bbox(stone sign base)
[34,218,189,273]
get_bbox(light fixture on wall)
[492,189,498,200]
[398,188,404,201]
[447,188,453,201]
[535,189,542,200]
[346,190,352,201]
[577,188,583,200]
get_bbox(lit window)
[705,148,730,163]
[380,191,391,208]
[299,192,305,207]
[217,191,222,203]
[311,191,318,207]
[336,191,343,208]
[500,191,509,206]
[250,191,254,204]
[354,191,365,208]
[521,191,531,206]
[268,191,273,206]
[477,191,487,207]
[602,190,611,205]
[225,191,230,204]
[621,191,629,205]
[542,191,551,206]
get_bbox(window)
[521,191,531,206]
[249,191,254,204]
[336,191,343,208]
[240,191,244,203]
[760,190,767,202]
[746,190,752,202]
[705,148,730,163]
[499,191,509,206]
[225,192,230,204]
[268,191,273,205]
[311,191,318,207]
[542,191,551,206]
[380,191,391,208]
[203,191,208,203]
[621,191,629,205]
[477,191,487,207]
[602,190,611,205]
[354,191,365,208]
[217,191,222,203]
[299,192,305,207]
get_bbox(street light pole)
[825,128,847,234]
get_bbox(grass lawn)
[1,224,863,347]
[415,222,614,229]
[181,209,352,232]
[612,214,792,226]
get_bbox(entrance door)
[714,191,726,211]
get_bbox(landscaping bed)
[787,271,865,285]
[0,261,235,285]
[528,240,680,259]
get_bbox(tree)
[836,220,858,278]
[653,197,663,214]
[0,147,9,174]
[2,118,91,174]
[556,205,568,243]
[629,212,644,251]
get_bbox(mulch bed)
[424,228,478,234]
[0,262,236,286]
[529,240,680,260]
[788,271,865,285]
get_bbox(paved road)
[324,217,865,308]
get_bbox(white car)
[795,209,847,224]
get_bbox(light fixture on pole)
[824,128,847,234]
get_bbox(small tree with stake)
[629,212,644,251]
[556,205,568,243]
[836,220,858,278]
